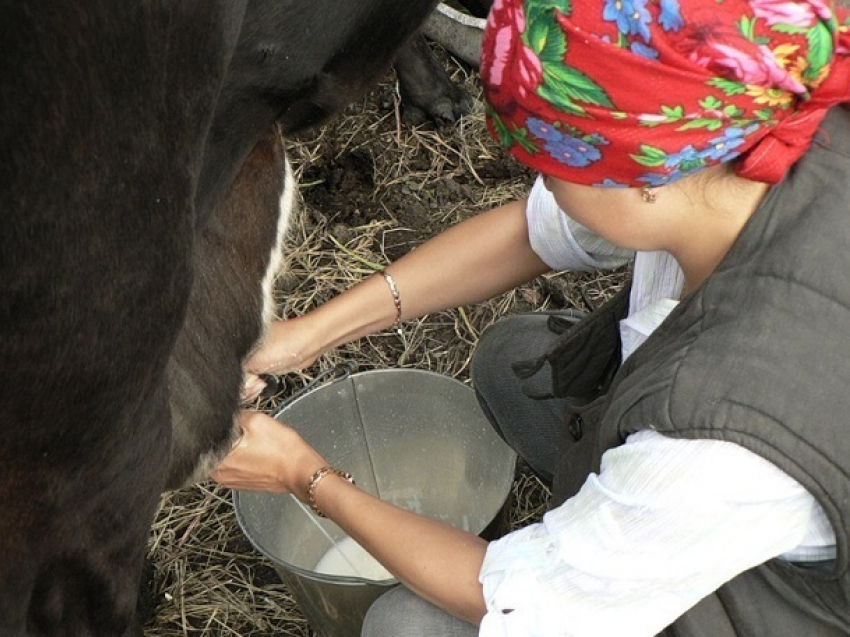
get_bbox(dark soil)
[293,84,534,261]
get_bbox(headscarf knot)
[482,0,850,186]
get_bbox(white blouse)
[478,177,836,636]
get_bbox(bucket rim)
[275,367,474,416]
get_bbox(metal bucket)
[422,3,487,67]
[234,368,517,637]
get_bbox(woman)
[213,0,850,634]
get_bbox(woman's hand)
[240,373,269,404]
[210,410,326,497]
[246,317,323,376]
[240,317,325,404]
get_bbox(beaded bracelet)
[307,465,355,518]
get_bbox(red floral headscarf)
[481,0,850,186]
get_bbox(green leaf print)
[542,64,614,109]
[522,1,613,112]
[699,95,723,111]
[537,83,587,115]
[722,104,743,117]
[489,110,515,148]
[738,15,756,40]
[525,0,572,58]
[512,127,540,154]
[526,0,570,19]
[488,109,539,154]
[805,22,834,80]
[677,118,724,131]
[679,157,706,172]
[631,144,668,167]
[771,23,808,35]
[527,15,567,62]
[707,77,747,96]
[660,104,684,120]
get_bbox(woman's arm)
[315,469,489,625]
[211,411,488,625]
[247,198,550,375]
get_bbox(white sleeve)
[478,430,831,637]
[526,175,634,272]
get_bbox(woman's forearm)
[310,198,549,351]
[315,474,489,626]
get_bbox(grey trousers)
[361,311,579,636]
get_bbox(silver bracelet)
[381,269,403,336]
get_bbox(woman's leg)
[471,310,582,483]
[361,586,478,637]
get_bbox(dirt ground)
[143,44,626,636]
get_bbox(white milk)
[314,536,394,581]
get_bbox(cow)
[0,0,483,633]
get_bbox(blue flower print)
[638,170,684,186]
[594,178,630,187]
[630,41,659,59]
[585,132,610,146]
[638,169,685,186]
[658,0,684,31]
[602,0,652,41]
[528,118,603,168]
[663,144,701,168]
[527,118,558,139]
[602,0,628,32]
[699,126,756,162]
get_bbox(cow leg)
[394,34,478,125]
[394,0,494,125]
[164,124,294,489]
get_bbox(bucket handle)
[270,362,357,419]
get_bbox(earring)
[640,185,658,204]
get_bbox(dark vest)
[541,106,850,636]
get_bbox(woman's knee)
[361,586,476,637]
[472,314,538,390]
[472,310,584,387]
[471,312,568,396]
